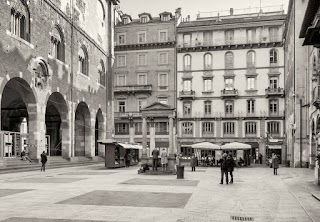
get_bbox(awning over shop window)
[117,143,143,150]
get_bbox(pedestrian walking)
[228,153,235,183]
[152,149,160,171]
[40,151,47,172]
[219,153,230,184]
[190,154,197,171]
[160,149,168,172]
[124,152,131,168]
[272,153,279,175]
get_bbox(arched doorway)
[95,109,104,156]
[75,102,91,156]
[45,92,68,157]
[1,77,37,158]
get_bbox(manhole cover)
[231,216,254,221]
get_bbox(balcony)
[179,90,195,100]
[114,112,142,119]
[312,86,320,109]
[265,87,284,97]
[221,89,238,98]
[114,84,152,94]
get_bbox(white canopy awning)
[191,142,220,150]
[118,143,143,150]
[220,142,251,150]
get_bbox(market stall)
[191,142,220,166]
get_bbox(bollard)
[176,165,184,179]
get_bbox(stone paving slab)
[121,178,199,187]
[0,218,118,222]
[58,190,192,208]
[7,178,87,183]
[0,189,33,198]
[59,172,117,176]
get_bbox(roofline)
[299,0,320,38]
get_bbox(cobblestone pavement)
[0,164,319,222]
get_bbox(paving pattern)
[0,164,319,222]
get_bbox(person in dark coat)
[40,151,47,172]
[124,152,131,168]
[152,149,160,171]
[272,153,279,175]
[228,153,235,183]
[219,153,230,184]
[190,154,197,171]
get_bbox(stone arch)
[74,101,91,156]
[95,108,104,156]
[1,77,38,158]
[45,92,69,157]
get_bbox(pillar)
[149,119,155,156]
[129,119,135,144]
[141,116,148,164]
[167,115,175,172]
[215,150,222,164]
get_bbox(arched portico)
[74,102,91,157]
[95,108,104,157]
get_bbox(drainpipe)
[70,0,74,158]
[300,99,303,167]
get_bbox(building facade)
[0,0,118,164]
[113,9,181,157]
[176,8,286,163]
[283,0,309,168]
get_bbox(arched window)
[34,59,49,89]
[247,50,256,68]
[10,1,30,42]
[51,26,65,62]
[98,60,106,86]
[225,52,234,69]
[270,49,278,65]
[204,53,212,69]
[184,54,191,70]
[79,46,89,76]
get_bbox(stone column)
[149,119,155,156]
[167,115,176,172]
[129,118,135,144]
[141,116,148,164]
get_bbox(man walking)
[152,149,159,171]
[219,153,229,184]
[272,153,279,175]
[40,151,47,172]
[228,153,235,183]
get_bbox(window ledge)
[6,30,34,49]
[77,71,90,79]
[245,89,258,93]
[202,91,214,94]
[48,54,69,68]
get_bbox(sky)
[118,0,289,20]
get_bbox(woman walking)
[160,149,168,171]
[272,153,279,175]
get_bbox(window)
[79,46,89,75]
[225,100,233,114]
[202,122,214,134]
[183,34,191,47]
[225,78,234,90]
[97,0,105,28]
[98,60,106,86]
[156,122,168,133]
[10,5,30,42]
[203,32,213,46]
[137,73,147,85]
[182,122,193,135]
[138,99,147,111]
[269,27,279,42]
[247,51,256,68]
[158,73,168,90]
[269,99,278,115]
[183,102,192,116]
[204,79,212,92]
[138,32,146,43]
[270,49,278,65]
[51,26,65,62]
[225,30,234,45]
[247,77,255,90]
[223,122,235,134]
[267,121,280,135]
[123,18,128,24]
[158,98,168,104]
[247,29,256,43]
[116,123,128,134]
[183,80,192,91]
[204,53,212,69]
[116,75,126,86]
[138,54,147,66]
[204,101,212,115]
[184,54,191,70]
[117,55,126,67]
[135,122,142,134]
[161,15,169,21]
[269,77,278,89]
[247,100,255,114]
[225,52,234,69]
[159,30,168,42]
[140,16,148,23]
[245,122,257,135]
[158,52,168,64]
[118,34,125,45]
[118,100,126,112]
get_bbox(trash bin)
[306,162,309,168]
[286,160,290,167]
[176,165,184,179]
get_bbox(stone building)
[0,0,118,165]
[283,0,309,168]
[113,9,181,158]
[176,7,286,163]
[299,0,320,184]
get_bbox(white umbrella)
[220,142,251,150]
[191,142,220,150]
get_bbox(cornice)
[115,42,176,51]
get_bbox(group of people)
[219,153,235,184]
[151,148,169,171]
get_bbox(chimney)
[187,15,190,22]
[175,7,181,18]
[230,8,234,15]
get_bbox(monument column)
[141,115,148,164]
[149,118,155,156]
[129,117,135,144]
[167,115,176,172]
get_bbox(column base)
[140,154,149,165]
[167,155,176,174]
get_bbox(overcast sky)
[119,0,289,20]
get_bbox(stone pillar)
[259,140,266,163]
[129,119,135,144]
[167,115,176,172]
[237,150,244,161]
[141,116,148,164]
[215,150,222,164]
[149,119,155,156]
